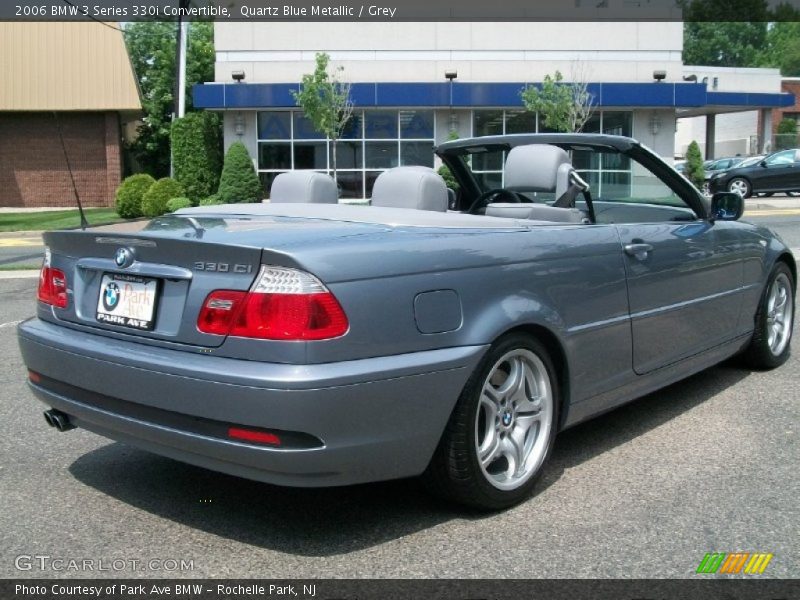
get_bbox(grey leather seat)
[371,167,448,212]
[486,145,587,223]
[269,171,338,204]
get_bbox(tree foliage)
[124,21,215,178]
[217,142,262,204]
[681,0,800,75]
[166,197,193,212]
[520,70,595,133]
[142,177,185,217]
[685,141,705,190]
[171,111,223,204]
[115,173,155,218]
[292,53,354,184]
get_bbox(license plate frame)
[96,272,159,331]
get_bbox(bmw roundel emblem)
[102,282,121,311]
[114,247,134,268]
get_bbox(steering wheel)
[466,188,528,215]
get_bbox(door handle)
[624,243,654,260]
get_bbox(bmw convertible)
[18,134,795,509]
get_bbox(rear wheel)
[742,262,794,369]
[424,333,559,510]
[728,178,751,198]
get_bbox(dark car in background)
[708,148,800,198]
[701,156,745,196]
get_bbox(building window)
[257,109,435,200]
[470,109,633,196]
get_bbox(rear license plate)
[96,273,158,331]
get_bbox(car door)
[752,149,797,192]
[589,149,745,375]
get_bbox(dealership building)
[195,22,794,200]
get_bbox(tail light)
[37,252,68,309]
[197,266,349,340]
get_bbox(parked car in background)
[18,134,796,510]
[708,148,800,198]
[701,156,745,196]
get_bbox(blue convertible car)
[19,134,795,509]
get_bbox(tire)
[728,177,752,198]
[759,192,774,197]
[742,262,794,370]
[423,333,559,510]
[787,191,799,197]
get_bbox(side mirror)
[710,192,744,221]
[759,159,768,167]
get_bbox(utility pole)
[170,0,191,176]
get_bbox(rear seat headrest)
[371,167,448,212]
[270,171,338,204]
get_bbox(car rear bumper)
[18,318,487,487]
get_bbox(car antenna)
[53,112,89,230]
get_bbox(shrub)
[166,197,193,212]
[171,112,223,203]
[141,177,185,217]
[217,142,262,204]
[437,164,459,191]
[115,174,155,218]
[685,141,705,190]
[199,194,223,206]
[777,117,798,135]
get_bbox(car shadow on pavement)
[68,361,751,557]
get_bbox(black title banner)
[5,0,800,22]
[3,579,800,600]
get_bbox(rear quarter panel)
[271,223,632,406]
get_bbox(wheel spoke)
[499,436,522,478]
[479,430,501,467]
[495,357,523,401]
[479,393,499,422]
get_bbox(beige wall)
[0,22,141,111]
[214,22,684,84]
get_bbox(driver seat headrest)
[504,144,575,199]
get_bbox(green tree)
[685,141,705,191]
[171,112,223,204]
[520,70,595,133]
[115,173,155,218]
[292,53,354,185]
[758,21,800,76]
[217,142,262,204]
[124,21,215,177]
[681,0,768,67]
[142,177,185,217]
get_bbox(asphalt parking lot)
[0,276,797,579]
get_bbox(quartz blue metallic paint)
[17,134,796,492]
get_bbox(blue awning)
[193,81,794,111]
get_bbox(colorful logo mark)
[696,552,773,574]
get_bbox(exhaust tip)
[43,409,75,432]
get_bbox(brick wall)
[769,81,800,134]
[0,112,122,208]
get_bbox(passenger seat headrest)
[269,171,338,204]
[371,166,448,212]
[504,144,572,192]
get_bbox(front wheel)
[742,262,794,369]
[423,334,559,510]
[728,177,752,198]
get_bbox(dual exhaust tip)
[43,409,75,432]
